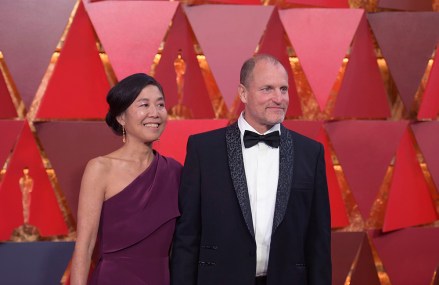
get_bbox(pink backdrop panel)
[35,121,121,221]
[185,5,274,110]
[280,8,363,110]
[85,1,179,80]
[0,122,68,240]
[411,121,439,191]
[154,120,229,164]
[418,45,439,119]
[153,6,215,119]
[325,120,407,220]
[0,120,24,169]
[258,8,302,118]
[36,1,110,119]
[0,71,17,118]
[331,232,365,285]
[283,120,349,228]
[334,15,390,118]
[372,228,439,285]
[0,0,76,108]
[378,0,433,11]
[383,129,438,232]
[285,0,349,8]
[368,12,439,113]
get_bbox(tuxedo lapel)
[226,123,255,238]
[272,125,294,233]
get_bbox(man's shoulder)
[282,125,322,148]
[189,125,230,141]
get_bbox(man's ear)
[238,84,247,104]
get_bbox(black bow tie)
[243,130,280,148]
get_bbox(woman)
[70,73,181,284]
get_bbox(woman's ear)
[116,113,125,127]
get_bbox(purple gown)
[89,152,181,285]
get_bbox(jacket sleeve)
[306,143,332,285]
[170,136,201,285]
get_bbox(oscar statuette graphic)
[10,167,41,241]
[169,50,193,119]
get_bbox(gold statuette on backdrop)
[169,50,193,119]
[10,167,41,242]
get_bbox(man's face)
[239,59,289,134]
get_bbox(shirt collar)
[237,112,281,138]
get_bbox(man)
[171,54,331,285]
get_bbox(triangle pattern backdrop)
[0,2,437,284]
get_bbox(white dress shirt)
[237,112,280,276]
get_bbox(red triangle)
[153,6,214,119]
[0,120,24,168]
[331,232,365,285]
[378,0,433,11]
[411,121,439,193]
[185,5,274,110]
[373,228,439,285]
[283,120,349,228]
[418,45,439,119]
[85,1,179,80]
[280,9,363,110]
[285,0,349,7]
[0,121,69,240]
[258,8,301,118]
[0,0,76,108]
[36,2,110,119]
[325,121,407,219]
[35,121,122,220]
[368,13,439,113]
[154,120,229,164]
[0,70,18,118]
[383,129,438,232]
[349,234,381,285]
[334,15,390,119]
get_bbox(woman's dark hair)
[105,73,165,136]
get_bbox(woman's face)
[118,85,167,144]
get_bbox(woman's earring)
[122,126,126,143]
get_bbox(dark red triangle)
[283,120,349,228]
[36,1,110,119]
[378,0,433,11]
[368,12,439,112]
[0,0,76,108]
[0,69,18,118]
[285,0,349,7]
[154,120,229,164]
[325,121,407,219]
[85,1,179,80]
[412,121,439,192]
[331,232,365,285]
[153,6,214,119]
[349,234,381,285]
[373,228,439,285]
[185,5,274,110]
[383,128,438,232]
[0,121,68,240]
[280,9,363,110]
[0,120,24,169]
[35,121,122,220]
[334,15,390,118]
[418,45,439,119]
[258,8,301,118]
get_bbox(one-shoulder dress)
[88,152,182,285]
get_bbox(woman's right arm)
[70,158,107,285]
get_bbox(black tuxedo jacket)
[171,123,331,285]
